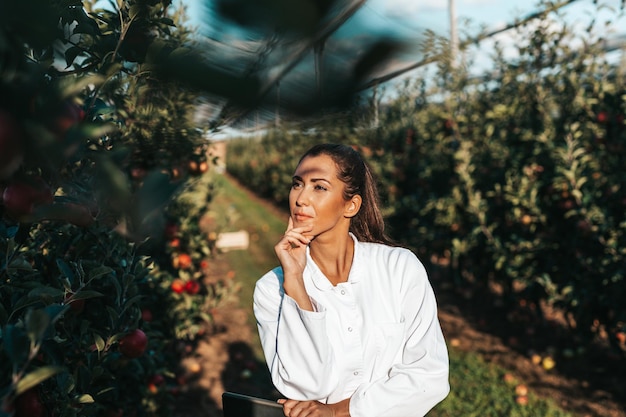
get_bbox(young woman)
[253,143,449,417]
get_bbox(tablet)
[222,391,284,417]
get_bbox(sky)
[184,0,625,40]
[182,0,626,77]
[352,0,625,36]
[178,0,626,134]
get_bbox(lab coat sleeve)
[253,267,339,400]
[350,252,450,417]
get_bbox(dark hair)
[298,143,394,245]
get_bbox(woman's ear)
[344,195,362,218]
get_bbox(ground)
[435,290,626,417]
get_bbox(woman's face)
[289,154,353,240]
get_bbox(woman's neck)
[309,233,354,286]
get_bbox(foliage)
[0,221,176,417]
[0,1,231,416]
[225,4,626,359]
[1,0,410,415]
[150,171,240,341]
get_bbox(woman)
[253,143,449,417]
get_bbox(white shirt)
[253,234,450,417]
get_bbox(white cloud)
[462,0,496,5]
[376,0,445,17]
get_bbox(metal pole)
[449,0,458,68]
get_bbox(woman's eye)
[314,185,327,191]
[291,182,302,189]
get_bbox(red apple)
[2,178,54,218]
[164,223,179,239]
[14,388,45,417]
[119,329,148,359]
[198,161,209,173]
[515,384,528,396]
[171,279,185,294]
[184,280,200,295]
[141,308,153,322]
[65,295,85,314]
[51,100,85,139]
[173,253,192,270]
[0,109,24,179]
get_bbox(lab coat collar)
[306,233,362,290]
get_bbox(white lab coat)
[253,234,450,417]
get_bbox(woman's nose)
[295,188,309,206]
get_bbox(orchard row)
[1,1,234,417]
[226,15,626,361]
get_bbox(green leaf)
[123,274,136,288]
[94,333,106,352]
[74,7,101,36]
[59,74,105,99]
[64,46,83,68]
[73,291,105,301]
[108,332,124,345]
[79,121,117,140]
[0,303,7,326]
[93,154,132,213]
[88,266,114,281]
[25,309,51,343]
[106,306,119,326]
[12,296,41,316]
[77,394,95,404]
[29,286,65,300]
[45,304,70,323]
[57,259,76,282]
[8,257,33,271]
[2,325,29,363]
[159,17,175,26]
[129,5,142,20]
[109,272,122,301]
[15,366,65,395]
[96,387,116,396]
[3,225,18,239]
[122,295,142,311]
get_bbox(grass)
[207,172,577,417]
[430,349,574,417]
[208,172,288,358]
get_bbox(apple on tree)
[49,100,86,140]
[2,177,54,219]
[172,253,192,270]
[184,280,200,295]
[13,388,46,417]
[118,329,148,359]
[0,109,24,179]
[171,279,185,294]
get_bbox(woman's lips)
[293,213,312,223]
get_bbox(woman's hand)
[278,398,350,417]
[275,217,313,309]
[275,217,312,276]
